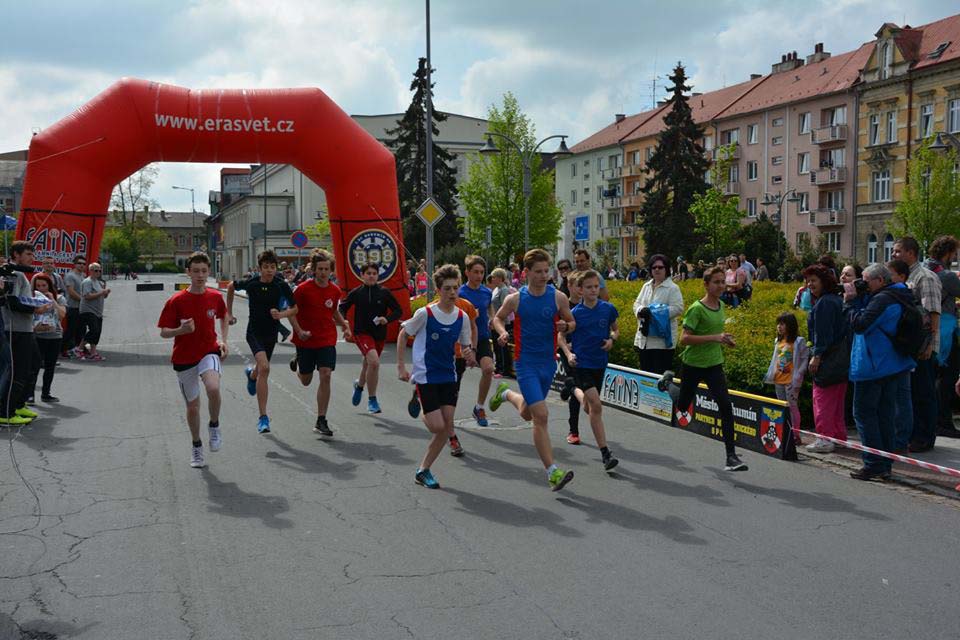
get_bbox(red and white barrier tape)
[795,428,960,491]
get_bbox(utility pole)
[424,0,435,297]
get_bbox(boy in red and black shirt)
[158,252,230,469]
[289,249,352,436]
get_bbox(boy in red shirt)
[289,249,352,436]
[158,252,230,469]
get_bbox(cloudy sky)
[2,0,956,212]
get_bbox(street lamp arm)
[532,134,568,154]
[486,131,525,156]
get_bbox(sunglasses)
[651,265,666,270]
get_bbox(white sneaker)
[190,445,206,468]
[208,426,222,452]
[806,438,835,453]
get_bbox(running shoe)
[559,377,575,401]
[602,451,619,471]
[351,380,363,406]
[449,436,464,457]
[289,358,298,372]
[415,468,440,489]
[566,433,581,445]
[805,438,835,453]
[257,415,271,434]
[367,397,382,414]
[489,382,510,412]
[208,425,222,452]
[190,445,206,468]
[245,366,257,396]
[313,416,334,438]
[724,453,748,472]
[548,468,574,492]
[86,353,104,362]
[0,415,31,426]
[849,466,891,481]
[16,406,38,419]
[473,406,489,427]
[41,395,60,403]
[407,392,421,419]
[25,396,35,406]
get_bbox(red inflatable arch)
[17,77,410,320]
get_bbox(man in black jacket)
[339,263,402,414]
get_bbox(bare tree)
[111,164,160,224]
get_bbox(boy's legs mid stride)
[179,355,223,468]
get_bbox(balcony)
[622,164,645,177]
[809,208,847,226]
[809,166,848,185]
[603,197,622,209]
[812,124,848,144]
[601,166,622,180]
[622,194,643,207]
[722,181,740,195]
[711,145,741,161]
[619,225,638,237]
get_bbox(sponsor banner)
[19,210,103,270]
[556,362,795,459]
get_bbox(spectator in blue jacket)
[843,263,916,481]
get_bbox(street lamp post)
[761,189,800,275]
[480,133,571,253]
[171,185,197,251]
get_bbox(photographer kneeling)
[843,264,916,481]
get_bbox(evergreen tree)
[638,62,709,261]
[386,57,460,260]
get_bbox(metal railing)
[812,124,848,144]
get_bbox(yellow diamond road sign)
[415,197,446,227]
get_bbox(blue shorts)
[515,361,555,406]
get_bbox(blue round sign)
[347,228,398,283]
[290,230,309,249]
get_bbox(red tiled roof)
[570,107,665,153]
[910,13,960,70]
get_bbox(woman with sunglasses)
[632,254,684,375]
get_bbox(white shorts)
[176,354,222,403]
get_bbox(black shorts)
[573,367,605,393]
[246,330,277,360]
[475,338,494,361]
[416,381,459,414]
[296,346,336,373]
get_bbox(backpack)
[890,294,930,358]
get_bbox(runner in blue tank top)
[397,265,475,489]
[490,249,577,491]
[457,255,496,427]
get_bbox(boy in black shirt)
[227,250,298,433]
[338,263,402,413]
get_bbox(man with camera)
[0,241,51,425]
[843,263,917,480]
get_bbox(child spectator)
[764,312,808,443]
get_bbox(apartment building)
[855,16,960,263]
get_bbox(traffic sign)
[415,197,446,227]
[290,230,309,249]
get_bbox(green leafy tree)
[888,139,960,253]
[101,213,174,269]
[741,212,788,278]
[459,92,563,264]
[304,206,331,249]
[386,57,460,260]
[690,143,742,259]
[638,62,710,261]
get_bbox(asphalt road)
[2,275,959,639]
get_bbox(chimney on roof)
[750,73,762,80]
[772,50,805,74]
[692,92,702,97]
[615,113,626,123]
[806,42,832,65]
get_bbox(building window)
[872,170,891,202]
[825,189,844,210]
[721,128,739,145]
[703,135,714,151]
[632,150,640,165]
[178,235,186,249]
[867,234,878,263]
[798,152,810,174]
[948,99,960,134]
[771,175,783,185]
[919,104,934,138]
[829,106,847,126]
[772,117,784,127]
[728,164,739,183]
[596,214,602,229]
[797,232,809,248]
[772,136,783,146]
[869,113,881,145]
[772,156,783,166]
[646,147,654,162]
[799,112,811,134]
[570,190,577,205]
[747,124,758,144]
[886,110,897,142]
[747,161,758,181]
[825,231,841,253]
[798,192,810,213]
[822,147,845,168]
[627,239,638,255]
[884,233,894,261]
[746,198,757,217]
[571,163,577,178]
[879,42,892,80]
[584,187,590,195]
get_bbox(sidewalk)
[800,427,960,497]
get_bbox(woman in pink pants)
[803,264,849,453]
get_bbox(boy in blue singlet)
[489,249,577,491]
[397,264,475,489]
[558,269,620,471]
